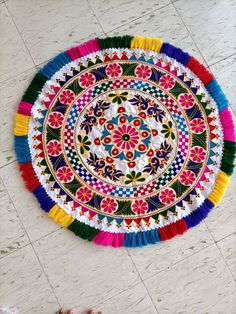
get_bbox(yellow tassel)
[14,113,30,136]
[208,170,230,206]
[48,205,74,228]
[131,36,163,53]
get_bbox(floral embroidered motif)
[190,118,206,134]
[131,199,148,215]
[178,93,195,109]
[109,91,128,104]
[77,135,91,154]
[125,171,145,184]
[57,167,73,183]
[113,125,139,150]
[47,140,62,156]
[48,112,64,128]
[59,89,75,105]
[179,170,196,186]
[79,72,95,88]
[135,64,152,79]
[106,63,123,78]
[159,188,177,205]
[76,186,93,203]
[101,197,118,214]
[159,74,175,90]
[190,146,206,163]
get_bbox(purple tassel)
[33,186,56,212]
[160,42,191,65]
[184,199,214,228]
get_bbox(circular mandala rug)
[14,36,236,248]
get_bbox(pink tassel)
[66,38,100,60]
[220,108,236,142]
[17,102,33,116]
[93,231,125,248]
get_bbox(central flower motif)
[113,124,139,150]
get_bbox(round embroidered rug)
[14,36,236,248]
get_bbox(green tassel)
[220,140,236,176]
[98,35,134,49]
[68,220,99,241]
[22,73,47,104]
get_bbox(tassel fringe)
[93,231,125,247]
[184,199,214,228]
[17,102,33,116]
[220,141,236,176]
[187,56,213,85]
[98,35,133,49]
[66,38,100,60]
[159,219,188,241]
[160,42,190,65]
[131,36,163,52]
[33,186,56,212]
[39,52,72,79]
[208,170,230,206]
[22,73,47,104]
[68,220,99,241]
[14,113,30,136]
[206,79,229,112]
[48,205,74,227]
[19,162,40,191]
[14,136,31,163]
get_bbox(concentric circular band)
[14,35,236,247]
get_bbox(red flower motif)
[47,140,62,156]
[76,187,93,203]
[113,124,139,150]
[57,166,73,183]
[101,197,118,214]
[59,89,75,105]
[135,64,152,79]
[190,146,206,163]
[159,74,175,89]
[79,72,95,88]
[106,63,123,78]
[159,188,176,205]
[190,118,206,134]
[48,112,64,128]
[179,170,196,186]
[178,93,195,109]
[131,199,148,215]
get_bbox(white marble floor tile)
[175,0,236,66]
[108,3,205,64]
[145,244,236,314]
[0,176,29,258]
[33,228,140,310]
[0,244,59,313]
[205,172,236,243]
[89,0,170,33]
[0,3,34,83]
[87,282,158,314]
[217,233,236,281]
[6,0,104,65]
[0,68,36,168]
[128,221,214,281]
[0,162,60,243]
[210,54,236,114]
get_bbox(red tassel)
[19,162,40,192]
[187,57,213,86]
[159,219,188,241]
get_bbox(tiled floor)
[0,0,236,313]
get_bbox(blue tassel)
[124,229,161,247]
[160,42,191,65]
[184,199,214,228]
[14,136,31,163]
[39,52,72,79]
[33,186,56,212]
[206,79,228,112]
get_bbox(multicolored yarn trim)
[14,35,236,248]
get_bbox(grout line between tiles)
[4,2,37,68]
[87,0,106,36]
[172,1,209,67]
[208,52,236,68]
[103,2,173,36]
[0,176,62,308]
[126,248,160,314]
